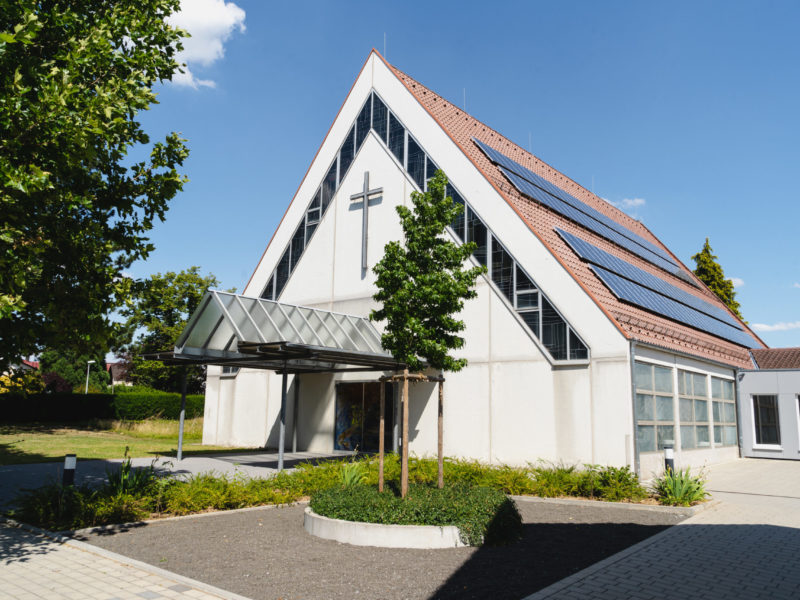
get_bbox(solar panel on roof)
[499,167,681,275]
[555,228,743,331]
[474,139,693,281]
[589,266,758,348]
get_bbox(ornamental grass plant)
[652,467,709,506]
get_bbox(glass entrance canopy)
[144,290,403,374]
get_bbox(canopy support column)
[379,382,385,492]
[292,375,299,453]
[438,379,444,489]
[278,367,287,471]
[177,367,187,462]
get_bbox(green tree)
[692,238,743,319]
[371,171,485,372]
[0,1,189,368]
[39,348,109,392]
[371,171,485,496]
[116,267,230,393]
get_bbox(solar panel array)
[473,138,695,282]
[555,228,743,331]
[588,266,758,348]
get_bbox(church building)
[199,51,765,477]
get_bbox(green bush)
[110,392,204,420]
[653,468,708,506]
[310,483,522,546]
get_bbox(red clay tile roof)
[382,56,765,369]
[750,348,800,370]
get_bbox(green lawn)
[0,421,256,465]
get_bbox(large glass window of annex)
[634,361,737,454]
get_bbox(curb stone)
[0,517,254,600]
[510,495,718,516]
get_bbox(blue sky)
[135,0,800,348]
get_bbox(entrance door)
[334,382,393,452]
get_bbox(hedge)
[0,391,204,422]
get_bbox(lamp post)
[85,360,96,394]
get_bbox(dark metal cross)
[349,171,383,270]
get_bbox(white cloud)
[751,321,800,332]
[608,197,646,217]
[730,277,744,289]
[793,282,800,289]
[167,0,246,89]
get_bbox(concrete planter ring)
[303,507,468,549]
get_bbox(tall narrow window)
[634,362,675,453]
[261,274,275,301]
[753,395,780,445]
[407,136,425,188]
[356,99,371,152]
[275,248,291,298]
[447,185,465,241]
[290,224,305,272]
[339,126,355,178]
[371,93,388,143]
[712,377,737,446]
[541,297,567,360]
[569,330,588,360]
[466,207,487,266]
[321,160,337,214]
[491,238,513,302]
[388,113,404,163]
[425,156,439,190]
[678,370,709,449]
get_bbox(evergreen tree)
[371,171,485,372]
[692,238,743,319]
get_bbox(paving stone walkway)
[0,521,250,600]
[523,458,800,600]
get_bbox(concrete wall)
[204,52,635,468]
[738,369,800,460]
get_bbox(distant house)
[106,362,131,387]
[739,348,800,460]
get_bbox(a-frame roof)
[379,54,764,368]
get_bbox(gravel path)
[81,500,685,600]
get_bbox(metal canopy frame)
[143,290,404,470]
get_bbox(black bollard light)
[662,440,675,474]
[63,454,76,486]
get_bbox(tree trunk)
[401,368,409,498]
[379,381,385,493]
[438,379,443,489]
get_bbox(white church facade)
[200,51,764,477]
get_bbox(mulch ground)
[81,500,686,600]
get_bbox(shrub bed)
[1,391,204,422]
[9,454,687,532]
[310,483,522,546]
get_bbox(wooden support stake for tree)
[438,379,444,489]
[379,381,385,493]
[401,367,409,499]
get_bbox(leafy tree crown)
[370,171,486,372]
[0,0,189,367]
[692,238,743,319]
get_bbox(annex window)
[634,362,675,453]
[711,377,737,446]
[753,395,780,446]
[221,366,240,376]
[678,370,710,450]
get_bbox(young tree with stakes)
[371,171,485,497]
